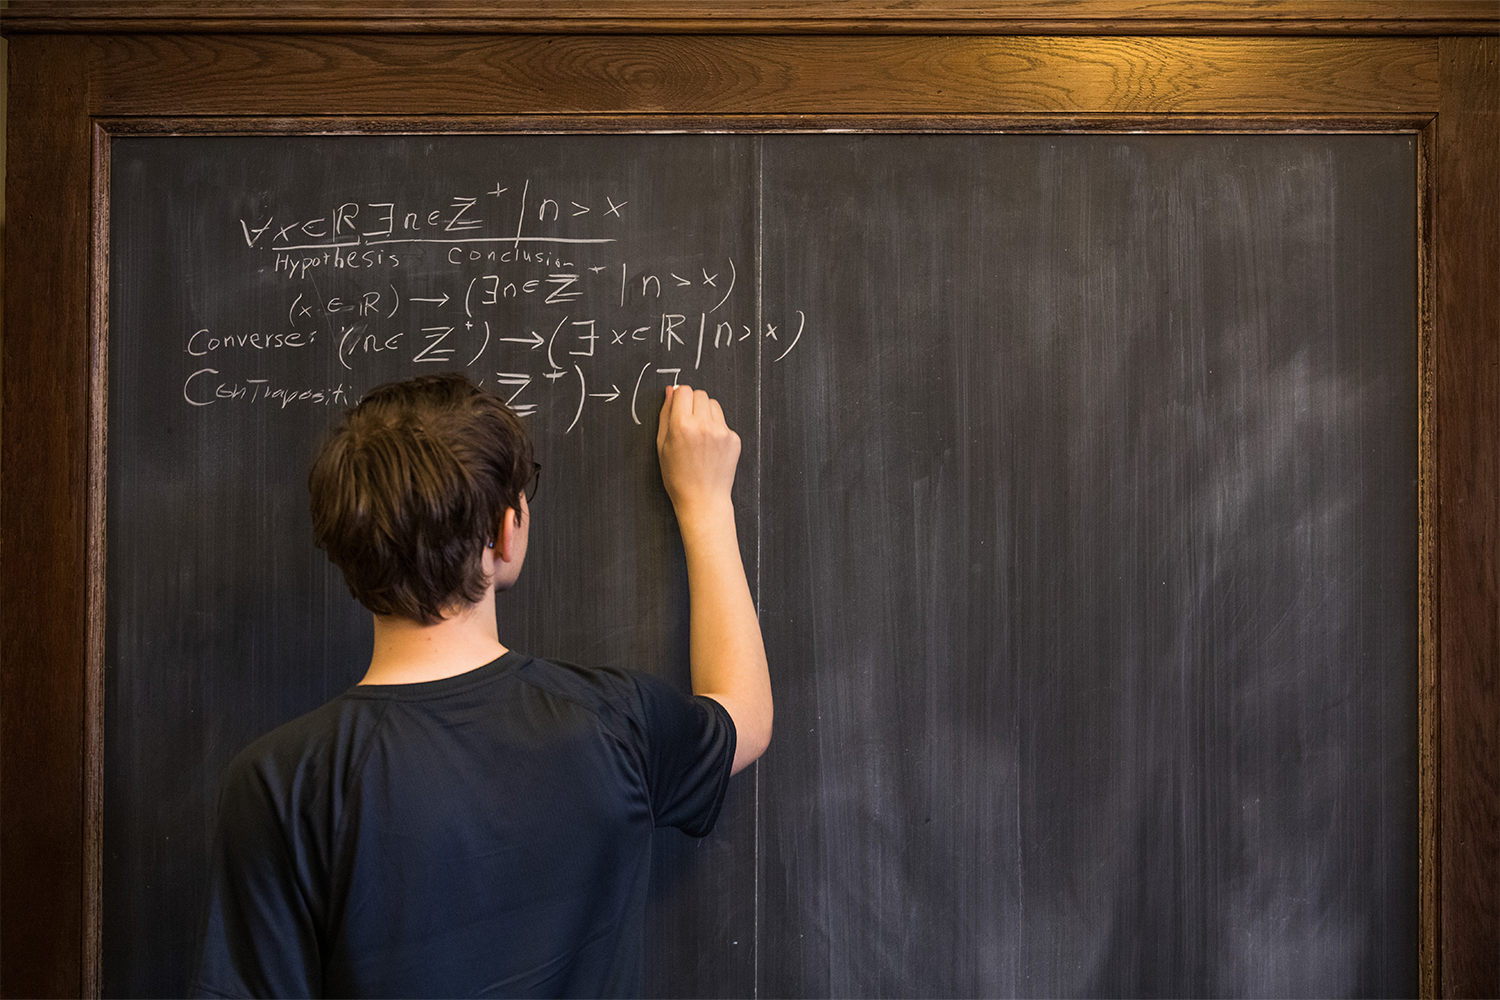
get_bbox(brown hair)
[308,373,534,624]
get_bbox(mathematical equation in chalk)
[182,180,808,429]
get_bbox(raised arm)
[656,386,772,774]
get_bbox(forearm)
[676,500,772,773]
[657,384,773,773]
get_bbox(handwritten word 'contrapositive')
[182,368,350,409]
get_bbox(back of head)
[309,373,534,625]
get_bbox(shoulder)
[514,657,726,747]
[515,657,735,834]
[511,657,649,738]
[514,655,642,706]
[217,693,382,818]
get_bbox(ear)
[494,504,523,563]
[477,512,506,577]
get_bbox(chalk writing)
[183,368,350,408]
[188,177,808,429]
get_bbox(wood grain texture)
[0,34,92,1000]
[1417,118,1441,1000]
[2,0,1497,36]
[1437,34,1500,1000]
[94,112,1442,136]
[97,112,1444,136]
[84,34,1439,117]
[83,123,111,1000]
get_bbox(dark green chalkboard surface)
[108,133,1416,997]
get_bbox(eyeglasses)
[525,462,541,504]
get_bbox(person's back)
[193,374,771,998]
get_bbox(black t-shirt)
[192,652,736,999]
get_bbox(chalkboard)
[107,133,1417,997]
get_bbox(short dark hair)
[309,373,534,625]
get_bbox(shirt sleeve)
[192,754,322,999]
[630,672,738,837]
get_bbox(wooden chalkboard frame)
[3,4,1495,997]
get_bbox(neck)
[360,589,508,686]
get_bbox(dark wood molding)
[0,33,93,1000]
[1436,34,1500,1000]
[93,112,1440,136]
[2,0,1497,37]
[83,122,112,1000]
[1417,114,1441,1000]
[82,35,1440,118]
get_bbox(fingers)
[660,385,726,432]
[673,387,706,416]
[689,389,712,429]
[657,386,674,451]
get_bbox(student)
[192,373,771,998]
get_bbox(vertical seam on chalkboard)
[752,134,763,1000]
